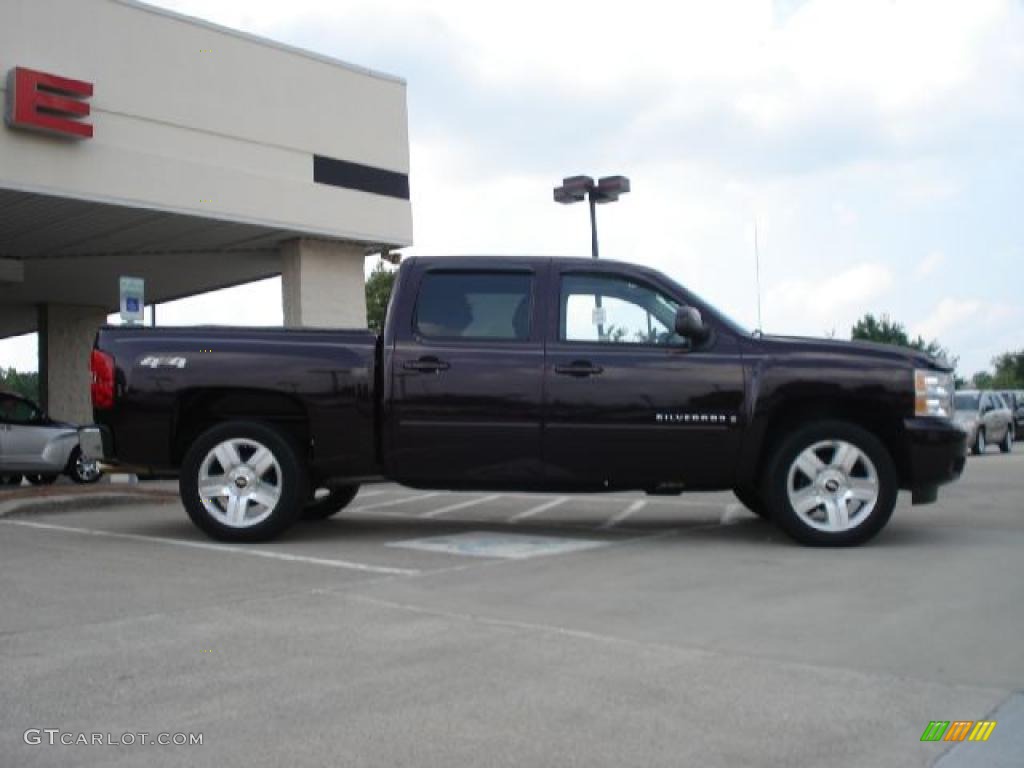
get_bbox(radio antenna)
[754,218,763,332]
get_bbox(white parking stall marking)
[0,519,420,576]
[346,492,441,514]
[418,494,502,519]
[720,503,748,525]
[600,500,647,529]
[352,488,392,499]
[388,531,608,560]
[508,496,569,523]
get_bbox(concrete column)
[38,303,107,423]
[280,239,367,328]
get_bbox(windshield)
[954,393,979,411]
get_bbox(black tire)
[26,473,58,486]
[1,474,23,487]
[733,486,770,520]
[303,484,360,520]
[179,421,307,542]
[972,428,986,456]
[1000,428,1013,454]
[761,420,898,547]
[67,447,103,484]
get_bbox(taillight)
[91,349,115,410]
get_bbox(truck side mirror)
[675,306,710,343]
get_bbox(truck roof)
[403,255,641,270]
[402,256,680,287]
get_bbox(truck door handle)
[554,361,604,377]
[404,357,450,373]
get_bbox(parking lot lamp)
[553,175,630,259]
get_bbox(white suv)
[953,390,1014,455]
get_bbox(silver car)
[953,390,1014,456]
[0,392,102,486]
[997,390,1024,439]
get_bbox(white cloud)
[0,333,37,373]
[915,251,946,278]
[152,278,283,327]
[3,0,1021,379]
[912,298,981,341]
[909,298,1024,375]
[764,262,894,336]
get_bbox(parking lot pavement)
[2,452,1023,767]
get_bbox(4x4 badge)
[139,355,187,369]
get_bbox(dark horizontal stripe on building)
[313,155,409,200]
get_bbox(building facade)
[0,0,412,422]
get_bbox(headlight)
[915,369,954,418]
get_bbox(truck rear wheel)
[180,421,307,542]
[303,484,360,520]
[762,420,897,547]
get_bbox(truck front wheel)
[762,420,897,547]
[180,421,307,542]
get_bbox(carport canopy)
[0,188,312,338]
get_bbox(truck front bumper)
[78,425,112,463]
[903,417,967,504]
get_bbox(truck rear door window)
[415,272,533,341]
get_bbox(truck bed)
[92,325,381,479]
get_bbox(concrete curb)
[0,492,179,519]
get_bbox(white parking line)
[353,488,392,499]
[418,494,502,519]
[600,500,647,529]
[0,519,420,576]
[501,492,730,509]
[508,496,569,523]
[720,503,749,525]
[347,492,440,514]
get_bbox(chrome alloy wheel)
[785,440,879,533]
[75,453,102,483]
[198,438,282,528]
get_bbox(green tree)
[851,313,911,347]
[850,313,956,368]
[991,349,1024,388]
[365,262,397,332]
[0,368,39,402]
[973,371,994,389]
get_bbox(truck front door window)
[560,274,684,346]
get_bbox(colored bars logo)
[921,721,997,742]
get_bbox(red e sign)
[5,67,93,139]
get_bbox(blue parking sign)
[119,276,145,324]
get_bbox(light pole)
[553,175,630,259]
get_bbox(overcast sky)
[3,0,1022,376]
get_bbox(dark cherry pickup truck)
[81,256,966,546]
